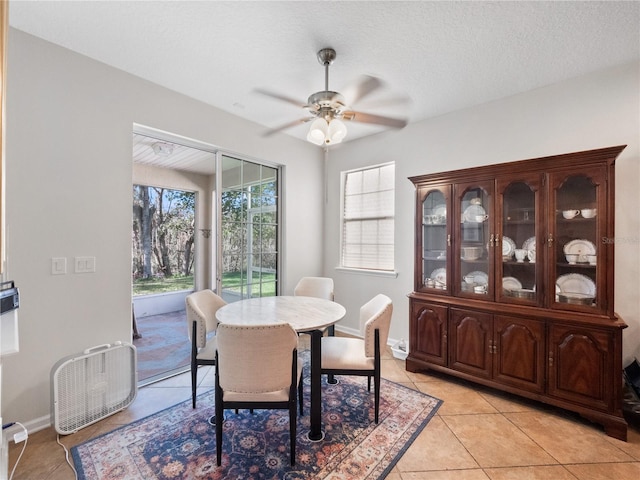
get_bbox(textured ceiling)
[9,1,640,145]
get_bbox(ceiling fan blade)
[254,88,308,108]
[263,117,314,137]
[340,75,385,106]
[342,111,408,129]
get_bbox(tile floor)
[8,342,640,480]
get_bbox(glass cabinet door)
[548,167,606,312]
[454,181,493,298]
[419,185,450,294]
[496,174,542,305]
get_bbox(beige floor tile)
[484,465,577,480]
[565,462,640,480]
[477,389,540,414]
[107,385,193,424]
[401,469,491,480]
[382,358,414,383]
[442,413,557,468]
[603,424,640,460]
[397,416,479,472]
[505,411,633,464]
[417,380,499,415]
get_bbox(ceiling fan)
[256,48,408,146]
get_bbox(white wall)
[2,29,324,427]
[326,61,640,365]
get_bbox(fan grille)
[51,343,137,434]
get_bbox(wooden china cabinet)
[407,146,628,440]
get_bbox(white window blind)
[341,163,395,271]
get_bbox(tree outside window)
[132,185,195,295]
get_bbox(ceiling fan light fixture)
[327,118,347,144]
[307,117,347,146]
[307,118,329,145]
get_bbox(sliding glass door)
[217,154,280,302]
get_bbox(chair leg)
[289,400,296,465]
[191,362,197,408]
[298,379,303,415]
[374,370,381,423]
[215,395,223,465]
[191,321,198,409]
[367,375,371,392]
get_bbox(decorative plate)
[430,268,447,286]
[502,276,522,291]
[502,236,516,257]
[463,204,487,223]
[523,236,536,252]
[563,239,596,255]
[465,270,489,286]
[556,273,596,296]
[433,204,447,217]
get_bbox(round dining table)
[216,295,346,441]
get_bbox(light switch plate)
[51,257,67,275]
[74,256,96,273]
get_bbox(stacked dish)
[425,268,447,289]
[523,237,536,262]
[502,236,516,260]
[556,273,595,305]
[503,277,535,299]
[563,239,596,264]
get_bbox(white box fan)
[51,342,137,435]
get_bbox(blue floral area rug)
[72,357,441,480]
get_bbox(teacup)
[474,214,489,222]
[565,253,579,264]
[514,249,527,262]
[587,254,597,265]
[527,250,536,262]
[473,285,486,294]
[581,208,597,218]
[562,209,580,219]
[469,198,482,205]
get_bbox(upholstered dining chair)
[215,323,303,466]
[185,289,226,408]
[294,276,335,335]
[320,293,393,423]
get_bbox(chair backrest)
[293,277,334,301]
[185,289,226,347]
[359,294,393,358]
[216,323,298,394]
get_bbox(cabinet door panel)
[496,174,543,306]
[410,302,448,366]
[548,324,612,410]
[418,185,452,294]
[449,308,492,378]
[548,167,608,314]
[493,316,545,393]
[453,181,494,300]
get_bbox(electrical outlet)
[13,430,27,444]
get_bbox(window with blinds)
[341,162,395,271]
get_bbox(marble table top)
[215,295,346,332]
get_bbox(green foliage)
[133,275,194,296]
